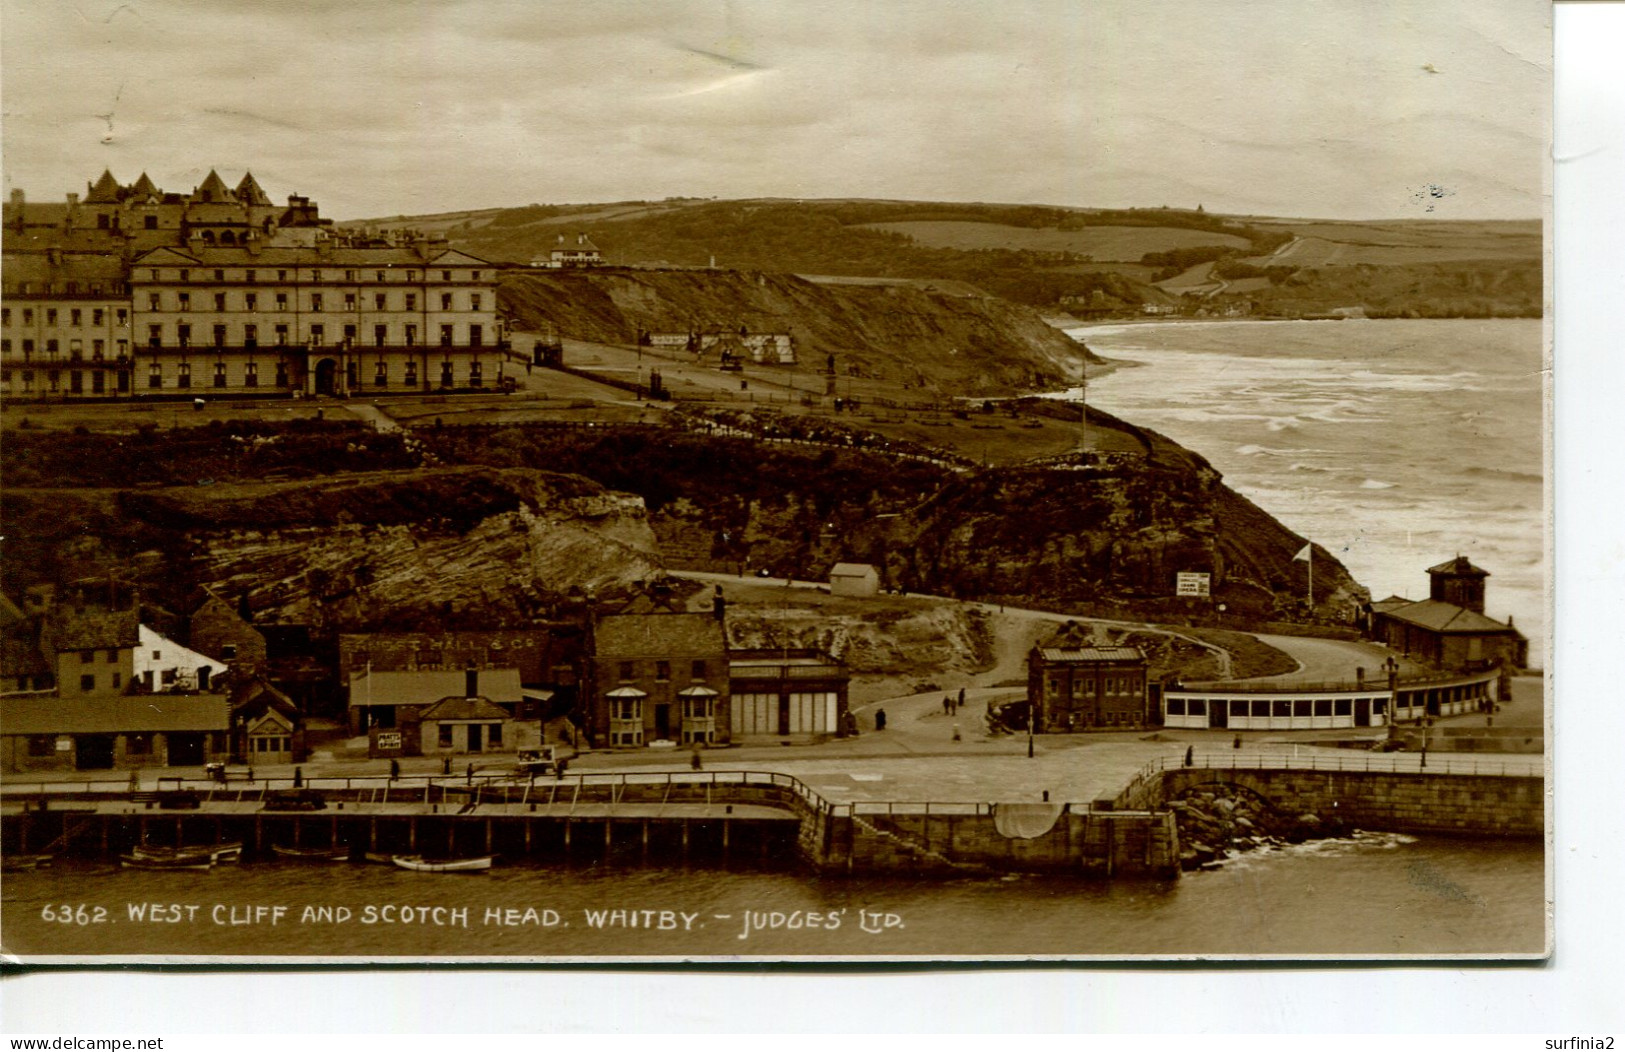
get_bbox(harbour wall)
[1114,764,1543,838]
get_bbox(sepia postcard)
[0,0,1552,965]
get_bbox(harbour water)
[1071,318,1546,666]
[2,832,1544,958]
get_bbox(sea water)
[1070,318,1546,665]
[1,833,1545,958]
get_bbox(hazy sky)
[1,0,1549,220]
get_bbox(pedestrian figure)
[1232,734,1242,750]
[943,696,952,716]
[1184,746,1194,767]
[556,758,568,780]
[466,762,474,785]
[876,708,888,731]
[957,687,966,712]
[443,755,452,776]
[389,759,400,781]
[952,723,961,742]
[293,766,303,788]
[691,749,703,771]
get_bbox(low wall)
[1117,766,1542,838]
[848,809,1179,878]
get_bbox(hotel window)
[92,371,104,394]
[618,662,634,681]
[375,271,385,282]
[375,293,387,310]
[244,362,258,387]
[374,361,388,387]
[691,660,707,679]
[1,307,8,325]
[404,324,418,347]
[278,270,287,281]
[149,363,162,388]
[148,325,162,348]
[212,324,227,348]
[275,324,289,346]
[442,270,452,281]
[116,308,127,325]
[310,293,323,312]
[275,361,289,387]
[177,362,191,388]
[1,340,8,356]
[345,293,357,311]
[488,722,503,746]
[145,216,157,229]
[22,309,33,324]
[306,324,325,346]
[111,672,121,688]
[92,340,104,360]
[244,324,257,349]
[47,308,57,325]
[311,271,322,283]
[69,370,82,393]
[343,324,357,346]
[404,293,417,310]
[655,661,670,681]
[69,338,83,359]
[408,270,418,281]
[71,308,82,326]
[214,293,226,311]
[439,724,454,748]
[117,339,128,357]
[439,324,454,347]
[148,293,162,311]
[46,339,59,355]
[470,294,482,311]
[469,325,483,347]
[275,293,288,311]
[22,339,35,355]
[441,293,453,310]
[28,736,54,757]
[179,270,189,281]
[21,370,33,390]
[213,269,225,281]
[344,270,355,281]
[374,324,387,347]
[213,362,227,387]
[244,292,258,311]
[245,270,256,284]
[176,324,190,347]
[93,308,104,325]
[471,271,480,281]
[403,361,417,386]
[177,293,190,310]
[440,361,453,387]
[469,362,482,387]
[80,674,95,692]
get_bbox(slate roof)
[85,169,123,204]
[1037,646,1146,664]
[235,171,271,206]
[2,251,129,288]
[595,613,725,659]
[418,696,512,722]
[1428,556,1489,578]
[1370,595,1415,614]
[1,634,50,679]
[130,245,495,268]
[830,563,878,578]
[347,668,523,708]
[1376,599,1522,635]
[50,609,140,651]
[195,169,234,203]
[1,695,230,734]
[129,172,159,198]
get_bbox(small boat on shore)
[131,841,243,864]
[391,854,493,873]
[271,844,351,862]
[120,853,213,871]
[2,853,54,873]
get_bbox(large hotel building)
[1,169,508,401]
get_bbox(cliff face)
[500,269,1098,395]
[3,468,664,631]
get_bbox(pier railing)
[1114,750,1543,807]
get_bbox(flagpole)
[1307,547,1313,611]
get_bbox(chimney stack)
[465,665,479,699]
[9,189,22,207]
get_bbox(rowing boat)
[120,853,213,871]
[131,842,243,864]
[391,854,493,873]
[1,853,53,872]
[271,844,351,862]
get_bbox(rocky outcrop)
[3,468,664,631]
[1170,784,1350,871]
[725,603,995,680]
[500,269,1098,395]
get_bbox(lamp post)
[1027,699,1035,758]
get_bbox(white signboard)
[1176,572,1211,598]
[376,731,403,751]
